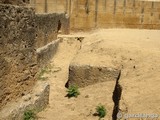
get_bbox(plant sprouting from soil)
[37,65,52,80]
[95,104,107,119]
[24,110,37,120]
[66,85,80,98]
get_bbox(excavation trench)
[65,37,122,120]
[38,36,123,120]
[64,36,123,120]
[38,29,160,120]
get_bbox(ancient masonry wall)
[0,4,37,110]
[30,0,67,14]
[71,0,160,30]
[35,13,69,48]
[0,3,69,110]
[30,0,160,30]
[0,0,30,5]
[35,13,69,66]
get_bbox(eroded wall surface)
[0,0,30,5]
[71,0,160,30]
[0,3,69,110]
[30,0,160,30]
[35,13,69,66]
[30,0,67,13]
[0,4,37,110]
[35,13,69,48]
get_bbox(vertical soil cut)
[112,71,122,120]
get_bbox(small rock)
[22,94,31,102]
[52,67,61,72]
[35,93,41,97]
[85,95,89,98]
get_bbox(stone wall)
[71,0,160,30]
[35,13,69,48]
[30,0,160,30]
[30,0,67,13]
[0,4,37,110]
[0,0,30,5]
[0,3,70,110]
[35,13,69,66]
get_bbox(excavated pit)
[64,35,123,120]
[38,29,160,120]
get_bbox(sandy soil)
[38,29,160,120]
[38,38,114,120]
[78,29,160,115]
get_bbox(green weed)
[96,104,107,119]
[23,110,36,120]
[67,85,80,98]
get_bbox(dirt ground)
[38,29,160,120]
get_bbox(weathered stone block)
[68,64,120,87]
[0,81,50,120]
[36,39,60,67]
